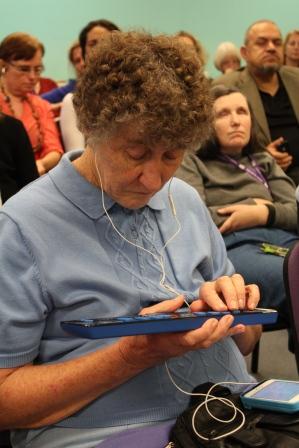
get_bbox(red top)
[37,77,58,95]
[0,93,64,160]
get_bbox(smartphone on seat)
[241,379,299,414]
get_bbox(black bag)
[169,383,299,448]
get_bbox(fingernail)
[224,315,234,325]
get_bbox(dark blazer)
[0,114,38,203]
[212,66,299,151]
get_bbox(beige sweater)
[176,151,297,231]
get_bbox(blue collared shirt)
[0,151,252,437]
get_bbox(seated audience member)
[175,30,207,68]
[176,85,298,327]
[0,32,63,175]
[60,19,120,152]
[0,33,261,448]
[284,29,299,68]
[213,20,299,185]
[214,41,242,74]
[42,41,84,104]
[24,41,58,95]
[0,113,38,204]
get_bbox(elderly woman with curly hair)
[0,33,260,448]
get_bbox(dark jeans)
[224,227,299,326]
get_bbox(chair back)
[283,242,299,373]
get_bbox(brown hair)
[73,31,212,151]
[68,40,81,64]
[0,32,44,64]
[78,19,120,60]
[175,31,207,66]
[283,29,299,60]
[198,85,258,159]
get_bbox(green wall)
[1,0,298,80]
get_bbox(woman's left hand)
[217,204,269,234]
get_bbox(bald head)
[241,20,283,76]
[244,20,281,45]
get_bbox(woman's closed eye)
[163,150,183,162]
[236,107,249,115]
[126,148,147,161]
[215,109,230,118]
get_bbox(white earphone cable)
[94,151,188,306]
[94,150,253,441]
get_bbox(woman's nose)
[28,71,39,81]
[139,161,163,192]
[230,112,240,125]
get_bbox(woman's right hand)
[217,203,269,234]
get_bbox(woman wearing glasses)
[0,33,63,175]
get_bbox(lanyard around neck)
[218,153,269,190]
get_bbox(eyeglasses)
[8,62,44,75]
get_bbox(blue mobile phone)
[241,379,299,414]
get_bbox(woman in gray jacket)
[177,85,298,328]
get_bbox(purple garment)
[94,421,174,447]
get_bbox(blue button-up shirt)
[0,151,252,437]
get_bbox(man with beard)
[213,20,299,184]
